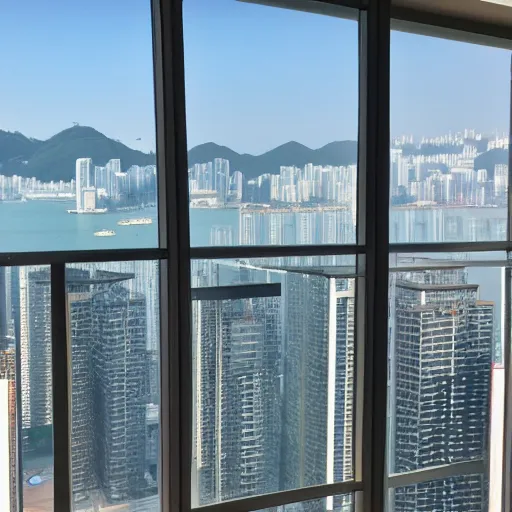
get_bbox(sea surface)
[0,201,242,252]
[0,200,504,330]
[0,200,160,252]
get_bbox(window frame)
[3,0,512,511]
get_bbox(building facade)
[281,273,354,512]
[389,268,493,511]
[192,293,281,505]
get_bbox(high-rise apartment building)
[209,226,234,247]
[239,208,355,246]
[389,268,493,511]
[0,344,16,512]
[88,273,148,502]
[282,273,354,512]
[105,159,122,198]
[214,158,230,203]
[75,158,94,212]
[494,164,508,200]
[18,267,150,504]
[192,294,281,505]
[67,269,95,500]
[94,166,107,192]
[19,267,52,429]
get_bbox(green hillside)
[0,126,156,181]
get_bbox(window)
[0,1,158,252]
[388,20,512,512]
[390,30,511,243]
[66,261,160,509]
[390,474,488,511]
[191,259,357,506]
[2,1,512,512]
[183,0,359,247]
[388,255,505,511]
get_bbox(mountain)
[0,126,507,184]
[0,130,42,163]
[0,126,156,182]
[474,148,508,179]
[188,140,359,180]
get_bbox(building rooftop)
[396,281,478,291]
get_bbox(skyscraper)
[214,158,230,204]
[192,293,281,505]
[281,273,354,512]
[106,159,122,199]
[18,267,150,504]
[0,344,16,512]
[19,267,52,429]
[389,268,493,511]
[67,278,94,501]
[88,273,148,502]
[94,165,108,193]
[75,158,94,212]
[209,225,234,247]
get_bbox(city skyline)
[1,0,509,510]
[0,125,507,179]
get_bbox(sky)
[0,0,510,155]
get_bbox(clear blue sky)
[0,0,510,154]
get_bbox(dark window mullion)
[153,1,193,512]
[360,2,391,512]
[51,262,72,511]
[0,248,167,268]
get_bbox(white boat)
[94,229,116,237]
[117,217,153,226]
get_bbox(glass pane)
[258,493,352,512]
[0,292,18,512]
[390,474,487,512]
[191,255,358,288]
[184,1,359,247]
[0,2,157,252]
[1,266,55,511]
[390,29,511,243]
[66,261,160,511]
[390,251,508,270]
[192,259,356,505]
[387,258,503,507]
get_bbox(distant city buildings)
[390,131,509,208]
[0,158,157,213]
[189,130,507,213]
[188,158,357,211]
[239,207,356,245]
[75,158,94,212]
[0,174,74,201]
[0,127,506,216]
[74,158,157,213]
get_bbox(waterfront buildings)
[75,158,94,212]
